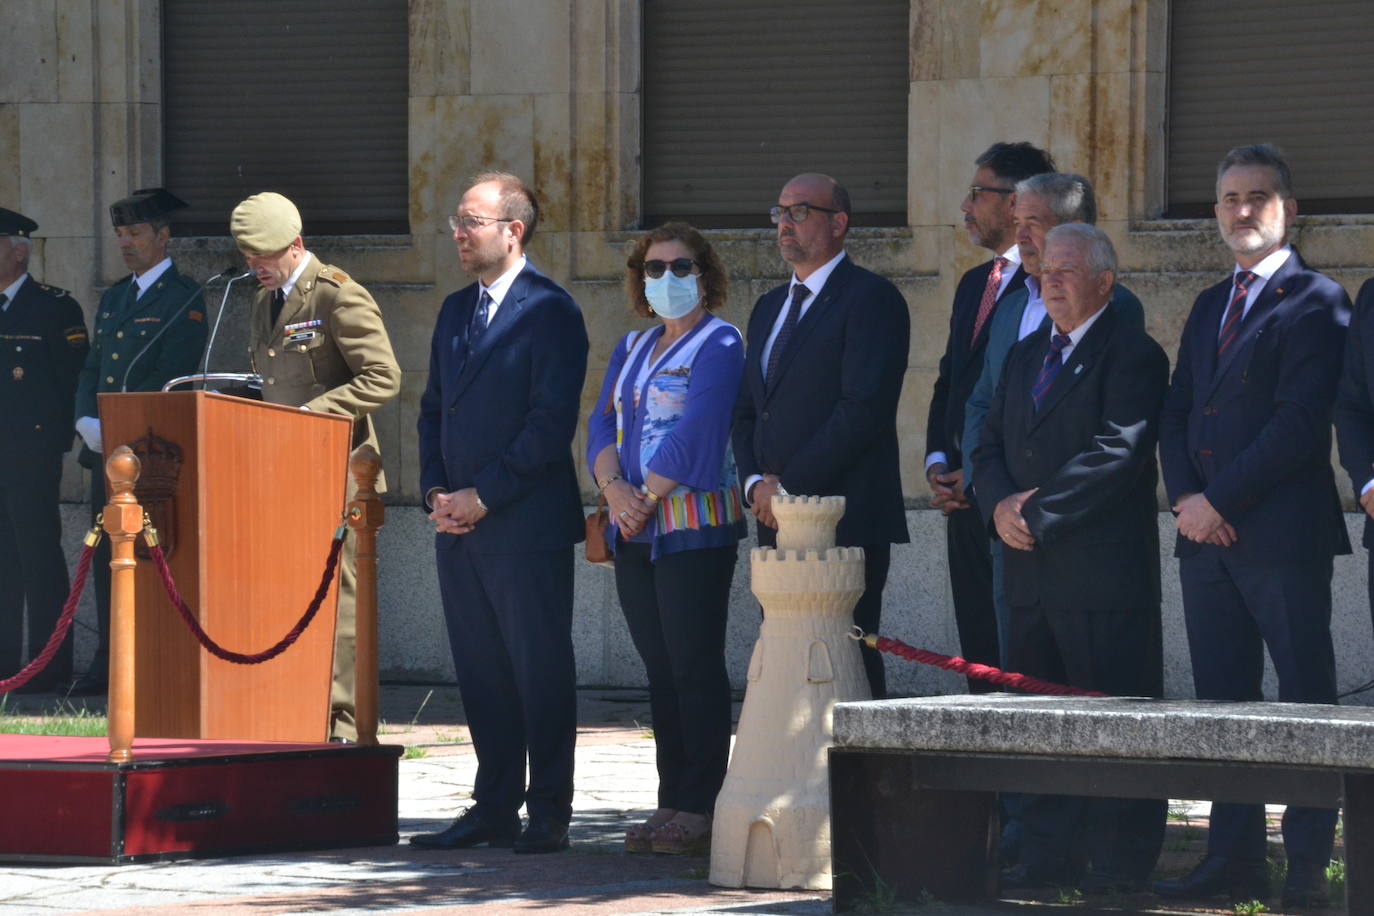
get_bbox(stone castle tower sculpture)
[709,495,870,890]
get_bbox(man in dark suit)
[0,209,88,692]
[925,142,1054,691]
[70,188,207,695]
[733,172,910,698]
[1155,144,1349,909]
[1337,278,1374,627]
[975,223,1168,892]
[413,171,588,854]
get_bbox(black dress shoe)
[1152,855,1268,901]
[1282,859,1330,908]
[513,816,570,854]
[410,808,520,849]
[65,671,107,697]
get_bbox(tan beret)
[231,192,302,254]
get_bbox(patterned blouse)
[586,312,747,559]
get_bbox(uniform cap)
[230,192,302,254]
[0,208,38,237]
[109,187,189,227]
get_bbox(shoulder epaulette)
[37,282,72,299]
[316,264,352,286]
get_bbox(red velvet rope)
[871,634,1107,697]
[0,542,95,693]
[147,534,345,665]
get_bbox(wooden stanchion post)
[104,446,142,763]
[347,445,384,747]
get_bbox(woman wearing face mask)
[586,222,746,855]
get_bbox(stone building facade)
[10,1,1374,698]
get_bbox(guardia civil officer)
[69,188,208,695]
[0,208,88,692]
[230,191,401,742]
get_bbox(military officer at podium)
[0,208,88,692]
[70,188,207,696]
[230,191,401,742]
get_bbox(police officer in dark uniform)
[69,188,207,695]
[0,208,88,692]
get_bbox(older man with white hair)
[974,223,1168,893]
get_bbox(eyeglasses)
[449,214,513,232]
[643,257,700,279]
[967,185,1014,202]
[768,202,840,224]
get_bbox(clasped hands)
[749,474,783,529]
[1172,492,1238,547]
[993,488,1038,551]
[926,463,969,516]
[604,479,653,536]
[429,487,487,535]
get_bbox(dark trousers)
[614,540,736,815]
[436,540,576,822]
[1005,601,1166,883]
[86,465,111,678]
[758,525,891,699]
[1180,548,1338,866]
[0,454,73,684]
[946,498,999,693]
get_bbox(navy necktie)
[766,283,810,387]
[1031,332,1072,411]
[469,290,493,351]
[1217,270,1258,356]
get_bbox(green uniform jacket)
[75,263,208,420]
[0,275,88,455]
[249,254,401,491]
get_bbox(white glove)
[75,416,102,452]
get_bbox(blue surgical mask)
[644,272,701,319]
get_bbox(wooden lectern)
[97,391,353,741]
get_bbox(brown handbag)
[585,494,613,565]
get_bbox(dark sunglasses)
[643,257,700,279]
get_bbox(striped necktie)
[1217,270,1258,356]
[1031,332,1072,411]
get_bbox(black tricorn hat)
[0,208,39,237]
[109,187,189,227]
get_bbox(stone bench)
[829,694,1374,910]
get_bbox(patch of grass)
[1054,887,1084,905]
[402,745,428,759]
[1232,900,1268,915]
[0,697,107,736]
[1327,857,1345,902]
[1167,802,1195,821]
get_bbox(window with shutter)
[162,0,410,236]
[1167,1,1374,217]
[642,0,909,228]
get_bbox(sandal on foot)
[650,815,712,855]
[625,808,676,854]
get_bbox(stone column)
[709,495,869,890]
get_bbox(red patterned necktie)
[1217,270,1258,357]
[970,256,1009,345]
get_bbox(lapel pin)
[1073,364,1083,375]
